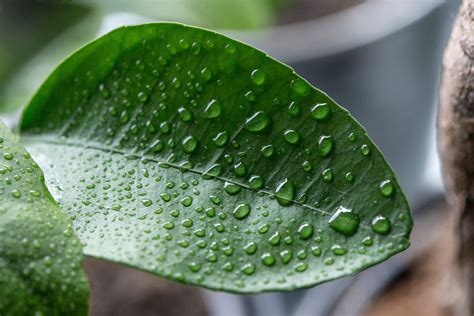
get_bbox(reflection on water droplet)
[261,145,275,157]
[261,253,276,266]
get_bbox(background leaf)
[20,23,412,293]
[0,122,89,314]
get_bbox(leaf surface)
[20,23,412,292]
[0,121,89,314]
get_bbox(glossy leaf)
[0,122,89,314]
[20,23,412,293]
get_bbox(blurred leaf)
[76,0,284,29]
[0,5,102,114]
[21,23,412,293]
[0,121,89,314]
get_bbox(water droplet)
[224,182,241,195]
[188,262,201,272]
[379,180,394,197]
[261,253,276,266]
[234,162,247,177]
[290,78,310,96]
[141,199,153,207]
[371,215,391,234]
[345,172,354,183]
[181,196,193,207]
[288,101,301,117]
[331,244,347,255]
[233,203,251,220]
[261,145,275,157]
[241,263,256,275]
[298,223,314,240]
[182,218,193,227]
[3,153,13,160]
[318,135,334,157]
[328,206,360,236]
[11,190,21,198]
[348,132,356,142]
[302,161,312,172]
[178,107,193,122]
[360,144,371,156]
[283,129,300,144]
[311,103,330,120]
[294,262,308,272]
[245,111,271,132]
[244,242,257,254]
[182,135,198,153]
[280,249,292,264]
[322,168,333,183]
[225,42,236,54]
[201,67,212,81]
[203,164,223,178]
[248,175,264,189]
[138,91,148,102]
[275,178,295,206]
[269,231,281,245]
[245,90,256,101]
[203,99,222,118]
[250,68,265,85]
[362,236,373,246]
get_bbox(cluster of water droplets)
[23,25,410,290]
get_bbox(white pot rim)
[101,1,443,63]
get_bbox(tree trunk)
[438,0,474,315]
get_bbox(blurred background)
[0,0,462,315]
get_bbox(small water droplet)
[224,182,241,195]
[290,78,310,96]
[241,263,256,275]
[360,144,371,156]
[248,175,264,189]
[244,242,257,254]
[322,168,334,183]
[261,253,276,266]
[283,129,300,144]
[250,68,265,85]
[379,180,395,197]
[261,145,275,157]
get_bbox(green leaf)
[20,23,412,293]
[0,121,89,314]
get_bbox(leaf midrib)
[22,135,332,215]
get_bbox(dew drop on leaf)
[328,206,360,236]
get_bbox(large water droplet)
[233,203,251,220]
[290,78,310,96]
[275,178,295,206]
[283,129,300,144]
[311,103,330,120]
[245,111,271,132]
[182,135,198,153]
[318,135,334,157]
[203,99,222,118]
[328,206,360,236]
[213,131,228,148]
[298,223,314,240]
